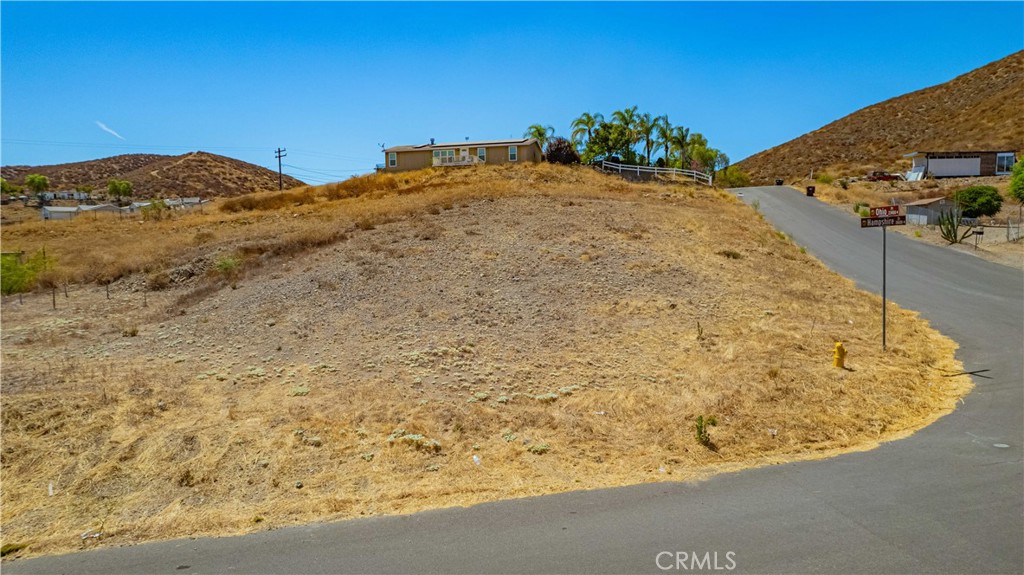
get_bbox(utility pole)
[275,147,287,190]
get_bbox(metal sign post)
[883,225,887,350]
[862,207,906,350]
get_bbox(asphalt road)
[7,186,1022,574]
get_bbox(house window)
[388,152,396,167]
[509,146,518,162]
[996,153,1015,174]
[478,147,486,161]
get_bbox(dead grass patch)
[0,163,971,558]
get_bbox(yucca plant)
[938,209,974,244]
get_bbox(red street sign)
[869,206,900,217]
[861,215,907,228]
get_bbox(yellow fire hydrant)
[833,342,847,369]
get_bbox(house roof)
[42,206,80,213]
[903,151,1015,157]
[904,196,950,207]
[384,138,539,153]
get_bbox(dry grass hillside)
[0,164,970,559]
[738,51,1024,183]
[1,152,305,198]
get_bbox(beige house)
[381,138,543,172]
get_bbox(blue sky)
[2,2,1021,184]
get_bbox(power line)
[282,163,369,178]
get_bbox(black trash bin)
[806,186,815,197]
[775,179,783,186]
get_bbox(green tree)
[714,150,730,172]
[955,185,1003,219]
[523,124,555,150]
[653,115,673,168]
[570,112,603,149]
[24,174,49,194]
[25,174,50,205]
[636,112,656,166]
[75,184,94,194]
[581,122,633,164]
[1009,160,1024,222]
[107,179,134,206]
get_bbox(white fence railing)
[433,155,484,167]
[601,160,712,185]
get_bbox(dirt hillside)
[737,51,1024,183]
[1,152,305,198]
[0,164,969,558]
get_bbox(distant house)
[123,201,152,213]
[905,196,957,225]
[41,206,80,220]
[904,151,1017,180]
[54,190,91,201]
[165,197,208,210]
[381,138,543,173]
[80,204,121,215]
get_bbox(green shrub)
[815,173,834,185]
[955,185,1003,218]
[1,250,49,297]
[141,198,170,221]
[527,443,551,455]
[715,166,751,188]
[695,415,718,447]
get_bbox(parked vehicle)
[865,171,905,182]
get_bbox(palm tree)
[524,124,555,150]
[636,113,656,166]
[668,126,690,169]
[654,115,673,167]
[570,112,604,149]
[610,106,634,141]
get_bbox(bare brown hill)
[737,51,1024,184]
[1,152,305,198]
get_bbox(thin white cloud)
[95,120,126,141]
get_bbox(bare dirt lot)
[1,164,970,558]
